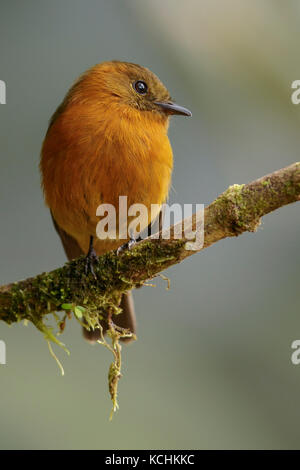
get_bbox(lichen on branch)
[1,162,299,326]
[0,162,299,417]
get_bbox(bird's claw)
[84,248,98,278]
[117,238,137,255]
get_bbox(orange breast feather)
[41,101,173,254]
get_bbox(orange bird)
[40,61,191,343]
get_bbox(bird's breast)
[41,105,173,253]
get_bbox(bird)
[40,60,191,343]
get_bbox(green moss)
[284,180,298,196]
[0,237,187,419]
[211,183,265,233]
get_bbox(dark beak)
[154,101,192,117]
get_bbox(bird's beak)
[154,101,192,117]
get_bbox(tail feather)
[82,292,136,343]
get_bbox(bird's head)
[68,61,192,122]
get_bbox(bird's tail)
[82,292,136,344]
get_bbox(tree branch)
[1,162,299,330]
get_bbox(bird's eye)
[133,80,148,95]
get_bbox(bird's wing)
[51,211,83,260]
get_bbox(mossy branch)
[1,162,299,328]
[1,162,299,417]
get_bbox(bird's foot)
[117,237,139,255]
[84,246,98,278]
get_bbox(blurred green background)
[0,0,300,450]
